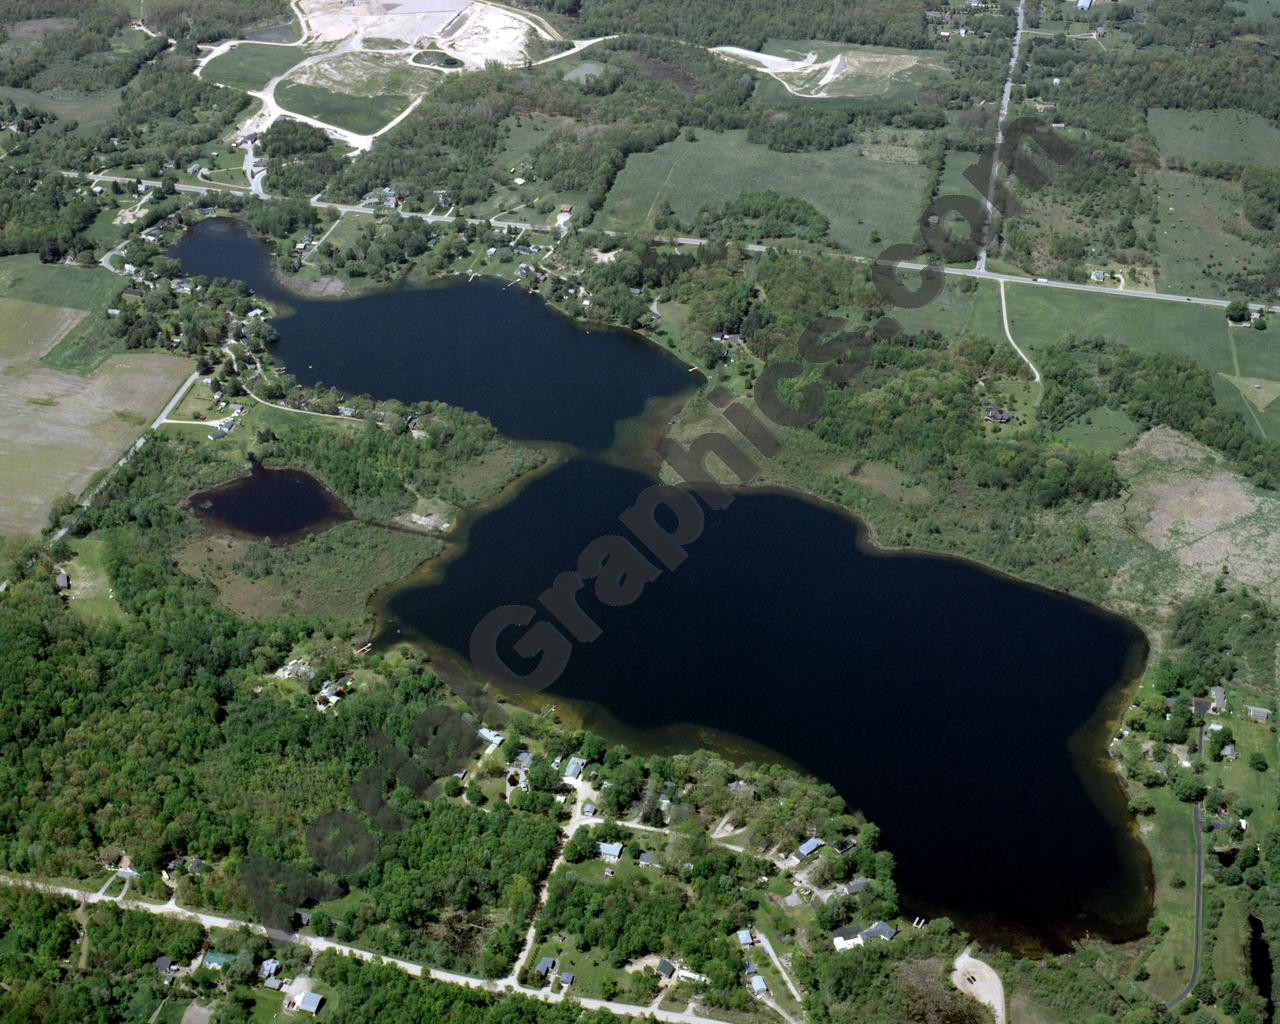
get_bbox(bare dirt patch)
[1126,425,1211,464]
[898,957,988,1024]
[620,51,699,94]
[10,18,71,38]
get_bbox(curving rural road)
[0,873,736,1024]
[1164,723,1206,1010]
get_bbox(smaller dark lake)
[170,219,696,452]
[187,465,350,542]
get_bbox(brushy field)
[1145,169,1272,298]
[275,80,409,134]
[1148,108,1280,167]
[1003,283,1280,437]
[174,519,440,621]
[201,42,309,92]
[596,129,926,255]
[0,84,121,132]
[0,293,190,538]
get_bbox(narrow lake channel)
[174,217,1153,952]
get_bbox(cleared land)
[1148,107,1280,167]
[275,80,409,134]
[285,50,435,97]
[597,129,927,255]
[0,293,190,538]
[201,43,309,92]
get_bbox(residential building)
[598,841,623,862]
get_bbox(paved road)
[63,170,1280,316]
[1164,724,1206,1009]
[0,874,736,1024]
[976,0,1027,272]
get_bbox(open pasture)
[597,129,926,255]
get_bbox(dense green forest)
[516,0,934,51]
[143,0,291,43]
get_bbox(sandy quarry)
[300,0,549,67]
[712,44,931,99]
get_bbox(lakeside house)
[795,836,824,860]
[564,756,587,780]
[832,921,898,951]
[842,876,871,895]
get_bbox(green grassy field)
[596,129,926,255]
[201,43,308,92]
[0,255,119,311]
[0,85,122,131]
[275,80,408,134]
[64,535,126,623]
[1003,284,1280,437]
[1146,169,1271,298]
[939,149,985,203]
[0,256,126,373]
[1148,108,1280,167]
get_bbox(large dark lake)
[171,219,694,451]
[175,218,1152,950]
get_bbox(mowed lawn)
[596,129,926,255]
[275,80,408,135]
[1003,284,1280,437]
[201,42,308,92]
[0,264,191,538]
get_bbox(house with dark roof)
[638,851,659,868]
[835,838,856,854]
[842,876,871,896]
[153,956,175,973]
[535,956,556,979]
[859,921,897,943]
[656,958,675,980]
[831,926,861,952]
[560,971,574,986]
